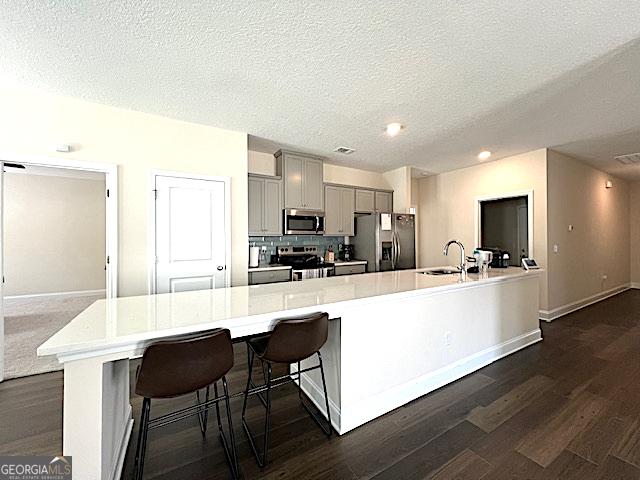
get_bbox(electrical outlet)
[553,244,559,253]
[602,274,608,281]
[444,332,452,347]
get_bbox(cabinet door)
[355,189,375,213]
[341,187,355,236]
[375,191,392,213]
[248,176,264,235]
[324,186,342,235]
[263,178,282,235]
[284,154,304,209]
[303,158,324,210]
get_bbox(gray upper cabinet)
[375,191,393,213]
[303,158,324,210]
[248,176,264,235]
[278,150,325,210]
[263,179,282,234]
[248,174,283,236]
[341,187,355,235]
[355,189,375,213]
[324,185,354,236]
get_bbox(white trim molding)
[539,284,630,322]
[631,282,640,290]
[4,289,106,301]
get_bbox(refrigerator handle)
[392,231,398,269]
[396,231,401,267]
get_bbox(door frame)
[148,170,231,294]
[0,153,118,382]
[474,189,534,258]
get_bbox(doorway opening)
[0,156,117,381]
[476,191,533,266]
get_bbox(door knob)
[217,266,224,271]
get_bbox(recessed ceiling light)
[385,123,403,137]
[478,150,492,160]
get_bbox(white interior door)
[155,175,229,294]
[0,162,4,382]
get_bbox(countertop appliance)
[341,244,355,261]
[352,213,415,272]
[284,209,325,235]
[481,247,510,268]
[276,245,333,281]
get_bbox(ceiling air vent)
[333,147,356,155]
[614,153,640,165]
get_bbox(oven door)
[284,209,325,235]
[292,267,331,281]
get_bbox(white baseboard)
[538,284,630,322]
[631,282,640,290]
[4,289,106,301]
[109,406,133,480]
[298,329,542,435]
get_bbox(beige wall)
[323,163,391,190]
[547,151,630,310]
[4,172,106,296]
[632,182,640,286]
[417,149,549,310]
[0,86,248,296]
[248,150,277,176]
[383,166,412,213]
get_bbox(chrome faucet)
[443,240,466,273]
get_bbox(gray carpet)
[3,293,104,379]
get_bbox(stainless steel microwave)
[284,209,325,235]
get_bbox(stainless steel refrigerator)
[352,213,415,272]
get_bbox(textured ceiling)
[2,1,640,176]
[553,130,640,181]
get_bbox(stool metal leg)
[219,377,240,478]
[133,397,151,480]
[318,351,332,436]
[242,356,273,468]
[195,385,210,436]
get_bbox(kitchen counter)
[39,267,537,359]
[248,264,292,272]
[38,266,542,479]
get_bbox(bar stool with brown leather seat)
[241,311,332,467]
[133,328,239,480]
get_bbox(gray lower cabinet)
[333,264,366,276]
[355,189,375,213]
[324,185,354,236]
[248,269,291,285]
[375,191,393,213]
[248,175,283,236]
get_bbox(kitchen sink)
[418,267,462,275]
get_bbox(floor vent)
[614,153,640,165]
[333,147,356,155]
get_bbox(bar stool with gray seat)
[241,311,332,467]
[133,328,239,480]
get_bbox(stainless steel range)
[276,246,333,281]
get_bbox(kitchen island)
[38,267,542,480]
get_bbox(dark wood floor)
[3,290,640,479]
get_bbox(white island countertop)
[38,267,541,360]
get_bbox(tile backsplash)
[249,235,345,260]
